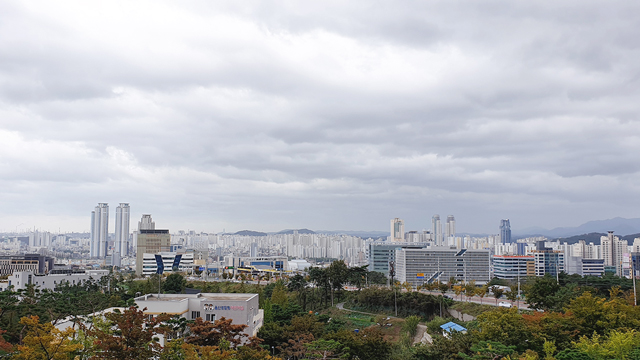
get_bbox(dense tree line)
[7,261,640,359]
[349,286,445,318]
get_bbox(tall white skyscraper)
[115,203,130,257]
[90,203,109,258]
[390,218,405,241]
[431,214,442,246]
[139,214,155,230]
[446,215,455,246]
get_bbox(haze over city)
[1,1,640,234]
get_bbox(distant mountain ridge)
[276,229,315,235]
[315,230,389,238]
[228,229,387,238]
[233,230,268,236]
[515,217,640,238]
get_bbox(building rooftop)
[135,293,257,302]
[440,322,467,333]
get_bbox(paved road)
[418,290,531,310]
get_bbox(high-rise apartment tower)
[90,203,109,258]
[432,215,442,246]
[390,218,405,242]
[601,231,628,276]
[445,215,455,246]
[115,203,130,257]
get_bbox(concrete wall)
[447,309,476,322]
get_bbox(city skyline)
[1,2,640,234]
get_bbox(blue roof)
[440,322,467,333]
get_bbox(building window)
[191,311,200,319]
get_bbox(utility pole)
[517,264,520,309]
[438,258,442,317]
[389,261,397,316]
[555,253,560,284]
[633,256,637,306]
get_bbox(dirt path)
[335,302,398,318]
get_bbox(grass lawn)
[317,308,407,342]
[449,301,496,317]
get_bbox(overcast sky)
[1,1,639,234]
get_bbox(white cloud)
[1,1,640,234]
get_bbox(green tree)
[415,330,474,360]
[465,281,476,301]
[305,338,348,359]
[347,265,368,290]
[270,281,289,308]
[288,274,308,311]
[328,261,349,306]
[325,327,392,360]
[438,282,449,295]
[555,349,593,360]
[474,308,533,352]
[491,286,504,305]
[460,340,517,360]
[453,284,465,301]
[564,292,640,336]
[402,315,421,338]
[523,274,561,311]
[505,289,518,306]
[476,285,488,305]
[163,273,187,294]
[366,271,388,285]
[574,329,640,360]
[309,267,330,308]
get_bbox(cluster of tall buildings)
[89,203,130,259]
[378,216,638,285]
[9,205,640,289]
[390,214,457,246]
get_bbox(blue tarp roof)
[440,322,467,333]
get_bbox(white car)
[498,301,512,308]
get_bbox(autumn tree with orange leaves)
[12,315,80,360]
[84,306,169,360]
[185,317,249,349]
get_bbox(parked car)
[498,301,512,308]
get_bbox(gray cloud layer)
[1,1,639,234]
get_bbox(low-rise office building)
[134,293,263,337]
[367,241,429,277]
[142,252,194,276]
[236,256,287,272]
[0,269,109,291]
[581,258,605,277]
[532,242,565,277]
[395,247,490,287]
[492,255,535,280]
[0,254,55,276]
